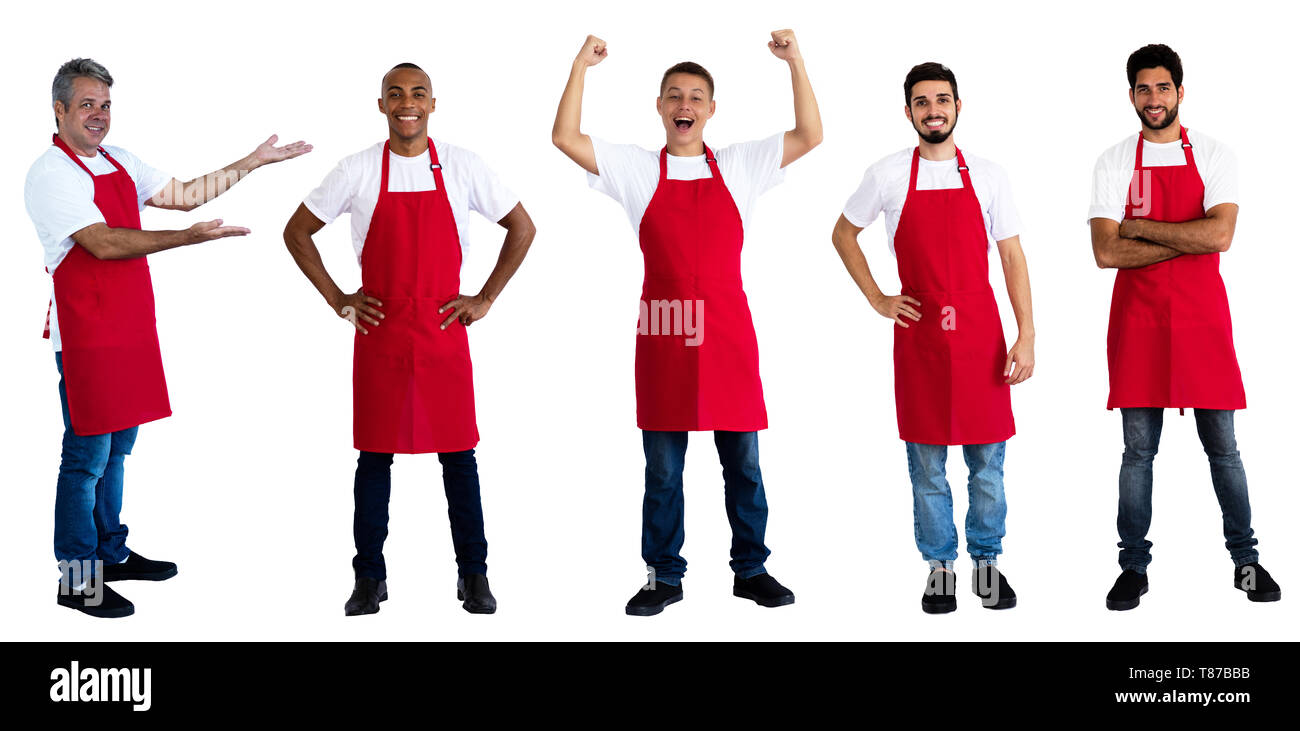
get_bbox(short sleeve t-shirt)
[304,139,519,264]
[585,132,786,235]
[25,143,172,351]
[1088,128,1238,223]
[841,147,1021,256]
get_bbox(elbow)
[807,129,824,150]
[550,130,569,152]
[1093,250,1113,269]
[1215,231,1233,253]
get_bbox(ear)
[655,96,663,115]
[377,97,385,114]
[955,98,962,115]
[430,97,437,112]
[707,99,716,118]
[904,103,913,123]
[54,101,65,127]
[1128,88,1135,105]
[1176,85,1184,104]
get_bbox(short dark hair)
[1127,44,1183,89]
[52,58,113,128]
[660,61,714,98]
[904,62,958,105]
[383,62,427,85]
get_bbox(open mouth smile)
[674,116,695,132]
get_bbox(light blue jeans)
[905,441,1007,567]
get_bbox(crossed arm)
[1090,202,1237,268]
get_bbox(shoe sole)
[1237,586,1281,603]
[626,592,683,616]
[456,590,497,614]
[979,596,1017,610]
[57,596,134,619]
[733,588,795,608]
[103,567,178,582]
[922,599,957,614]
[344,592,388,617]
[1106,585,1148,611]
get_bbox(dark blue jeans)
[53,352,133,580]
[1118,408,1260,572]
[353,450,488,580]
[641,430,771,586]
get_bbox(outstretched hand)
[251,134,313,167]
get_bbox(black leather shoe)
[57,582,134,619]
[922,567,957,614]
[1106,569,1148,611]
[625,580,683,616]
[971,565,1017,609]
[456,574,497,614]
[344,577,387,616]
[733,572,795,608]
[103,551,177,582]
[1235,563,1281,602]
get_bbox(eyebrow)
[665,86,705,94]
[911,93,951,103]
[386,85,428,92]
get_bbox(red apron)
[353,139,478,454]
[635,145,766,431]
[1107,126,1245,411]
[892,147,1014,445]
[45,134,171,436]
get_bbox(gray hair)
[52,58,113,128]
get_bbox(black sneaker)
[733,572,795,608]
[57,582,134,619]
[1106,569,1148,611]
[971,565,1017,609]
[922,567,957,614]
[625,580,682,616]
[344,577,388,616]
[1234,563,1281,602]
[103,552,178,582]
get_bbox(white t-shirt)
[24,143,172,351]
[304,140,519,265]
[586,133,786,235]
[1088,128,1238,223]
[841,147,1021,256]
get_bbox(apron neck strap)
[658,144,718,181]
[51,133,120,176]
[380,138,442,194]
[908,146,971,190]
[1134,126,1193,169]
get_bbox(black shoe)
[1235,563,1281,602]
[922,568,957,614]
[344,577,388,616]
[456,574,497,614]
[103,551,177,582]
[972,565,1017,609]
[733,572,795,608]
[625,580,683,616]
[57,582,135,619]
[1106,569,1148,611]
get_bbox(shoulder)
[715,133,781,160]
[25,146,82,189]
[865,147,914,177]
[961,151,1010,181]
[1095,134,1137,170]
[336,141,385,172]
[433,138,490,170]
[1186,128,1234,163]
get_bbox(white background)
[1,0,1296,642]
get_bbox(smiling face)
[378,67,435,143]
[657,72,715,148]
[1129,66,1182,131]
[906,79,960,144]
[55,76,111,156]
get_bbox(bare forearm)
[74,225,197,259]
[999,246,1035,338]
[152,154,263,212]
[831,221,885,306]
[283,227,346,309]
[478,214,533,303]
[1122,217,1229,254]
[553,61,597,173]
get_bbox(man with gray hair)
[25,58,311,618]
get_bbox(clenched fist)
[768,29,802,62]
[576,35,608,67]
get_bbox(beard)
[1135,101,1179,131]
[914,113,958,144]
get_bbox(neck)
[666,139,705,157]
[57,130,97,157]
[389,133,429,157]
[917,136,956,161]
[1141,118,1182,144]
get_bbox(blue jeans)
[53,352,134,579]
[905,441,1007,567]
[352,449,488,580]
[641,430,771,585]
[1118,408,1259,573]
